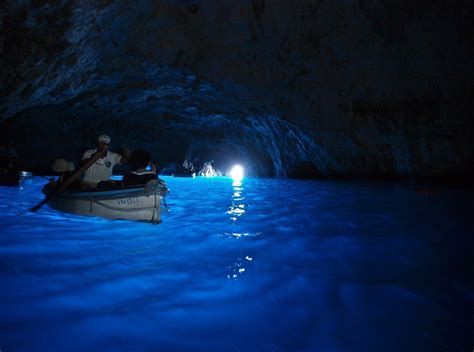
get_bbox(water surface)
[0,177,472,351]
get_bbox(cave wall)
[1,0,473,178]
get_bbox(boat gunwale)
[43,184,167,200]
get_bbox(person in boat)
[80,135,130,189]
[123,150,164,187]
[0,144,19,186]
[0,143,18,173]
[0,156,14,174]
[0,143,20,187]
[51,158,76,185]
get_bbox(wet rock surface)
[1,0,473,179]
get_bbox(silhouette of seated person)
[123,150,163,187]
[0,144,18,174]
[0,157,16,174]
[0,157,19,186]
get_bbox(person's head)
[52,158,75,174]
[96,135,111,152]
[130,150,151,170]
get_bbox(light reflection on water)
[227,180,246,222]
[0,176,473,352]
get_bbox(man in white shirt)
[81,135,130,188]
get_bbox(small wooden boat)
[42,183,168,223]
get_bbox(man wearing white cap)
[80,135,130,188]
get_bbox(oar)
[29,151,105,212]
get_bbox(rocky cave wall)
[1,0,473,178]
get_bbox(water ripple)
[0,177,472,351]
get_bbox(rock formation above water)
[1,0,473,179]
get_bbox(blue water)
[0,177,472,352]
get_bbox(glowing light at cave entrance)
[230,165,244,181]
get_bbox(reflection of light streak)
[227,260,246,279]
[224,232,260,239]
[226,256,254,280]
[227,205,245,219]
[228,178,245,222]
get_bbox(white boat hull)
[44,186,166,223]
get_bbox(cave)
[1,0,472,181]
[0,1,472,351]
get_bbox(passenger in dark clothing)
[0,144,18,173]
[123,150,164,186]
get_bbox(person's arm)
[119,147,131,164]
[81,150,106,167]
